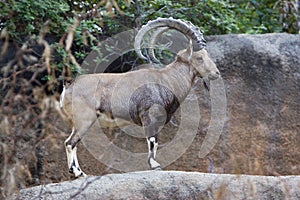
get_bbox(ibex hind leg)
[64,103,98,178]
[65,127,86,178]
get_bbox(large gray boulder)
[9,171,300,200]
[203,33,300,175]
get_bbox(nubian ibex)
[60,18,221,177]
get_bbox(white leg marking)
[65,128,75,170]
[65,128,86,177]
[147,136,161,169]
[150,137,158,158]
[60,85,66,108]
[72,146,86,177]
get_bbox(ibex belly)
[96,111,133,128]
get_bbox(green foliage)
[129,0,239,35]
[191,0,240,34]
[276,0,300,33]
[0,0,70,40]
[231,0,300,34]
[232,0,281,33]
[1,0,299,40]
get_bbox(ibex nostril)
[208,71,220,80]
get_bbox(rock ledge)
[9,171,300,199]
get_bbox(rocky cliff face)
[203,33,300,175]
[9,171,300,200]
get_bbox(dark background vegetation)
[0,0,299,198]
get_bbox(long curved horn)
[148,27,169,63]
[134,17,206,61]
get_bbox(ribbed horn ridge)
[148,27,170,63]
[134,17,206,61]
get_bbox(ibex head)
[134,17,220,81]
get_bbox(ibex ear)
[177,39,193,63]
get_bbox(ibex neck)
[161,61,198,103]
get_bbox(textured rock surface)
[204,33,300,175]
[9,171,300,200]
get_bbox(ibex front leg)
[142,105,166,170]
[146,135,161,170]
